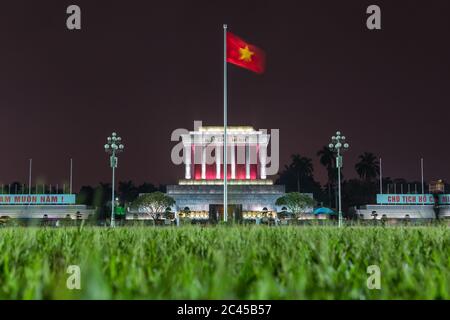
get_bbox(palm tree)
[317,146,336,206]
[276,154,322,196]
[355,152,380,181]
[290,154,313,192]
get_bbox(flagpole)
[70,158,73,194]
[379,157,382,194]
[28,158,32,206]
[223,24,228,223]
[28,158,32,195]
[421,157,424,204]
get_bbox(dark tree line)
[276,148,438,217]
[3,148,443,221]
[75,181,166,220]
[0,183,70,194]
[77,181,165,206]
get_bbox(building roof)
[198,126,255,133]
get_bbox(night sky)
[1,0,449,190]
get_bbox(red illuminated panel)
[189,142,261,180]
[206,164,216,179]
[194,164,202,179]
[194,164,258,180]
[194,164,217,179]
[236,164,246,179]
[250,164,257,179]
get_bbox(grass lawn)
[0,226,448,299]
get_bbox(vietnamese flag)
[226,32,266,74]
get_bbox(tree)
[136,182,158,194]
[290,154,313,192]
[131,192,175,220]
[93,182,111,206]
[276,154,323,201]
[93,182,112,221]
[77,185,94,206]
[317,146,335,176]
[317,146,337,207]
[355,152,379,181]
[275,192,315,219]
[342,179,377,217]
[118,180,138,205]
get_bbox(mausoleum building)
[166,125,285,222]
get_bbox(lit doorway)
[209,204,242,223]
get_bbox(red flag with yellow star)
[226,32,265,74]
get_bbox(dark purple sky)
[0,0,449,190]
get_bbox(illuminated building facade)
[0,194,94,221]
[180,125,268,181]
[356,182,450,220]
[166,125,285,221]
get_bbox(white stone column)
[245,143,250,179]
[215,144,221,179]
[230,139,236,179]
[184,143,191,179]
[201,143,206,179]
[259,144,267,179]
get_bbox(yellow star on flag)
[239,46,254,62]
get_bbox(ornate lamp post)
[104,132,124,227]
[328,131,349,228]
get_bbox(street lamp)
[104,132,124,227]
[328,131,349,228]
